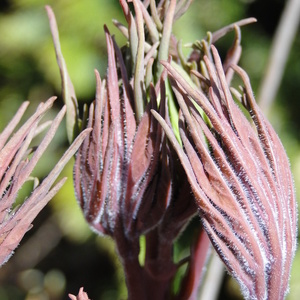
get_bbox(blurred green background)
[0,0,299,299]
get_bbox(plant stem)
[144,228,176,300]
[114,221,146,300]
[258,0,300,115]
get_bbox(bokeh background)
[0,0,299,299]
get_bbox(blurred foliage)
[0,0,299,299]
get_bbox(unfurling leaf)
[0,97,91,266]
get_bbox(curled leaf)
[46,5,79,143]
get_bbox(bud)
[153,44,297,299]
[69,287,90,300]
